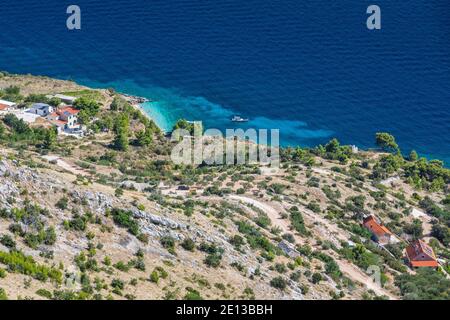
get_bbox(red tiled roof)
[410,260,439,267]
[0,104,10,110]
[57,106,79,115]
[406,240,438,267]
[363,215,392,237]
[49,119,67,126]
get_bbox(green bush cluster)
[110,208,140,236]
[0,288,7,300]
[235,220,278,260]
[198,242,224,268]
[1,114,53,146]
[395,268,450,300]
[270,276,287,290]
[0,250,62,283]
[289,207,308,235]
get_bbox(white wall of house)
[66,115,78,128]
[28,104,54,116]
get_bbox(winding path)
[227,195,397,300]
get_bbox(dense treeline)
[395,268,450,300]
[0,113,56,148]
[281,132,449,192]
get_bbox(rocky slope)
[1,73,449,300]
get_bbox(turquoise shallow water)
[79,78,334,143]
[0,0,449,164]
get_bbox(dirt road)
[227,195,397,300]
[41,155,87,176]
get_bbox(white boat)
[231,115,249,122]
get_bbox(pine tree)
[114,130,129,151]
[136,127,153,146]
[409,150,418,161]
[0,122,5,139]
[43,128,57,149]
[375,132,400,153]
[113,114,130,151]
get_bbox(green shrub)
[339,244,380,270]
[111,279,125,290]
[254,213,271,229]
[114,261,131,272]
[270,276,287,290]
[307,201,321,213]
[290,210,307,235]
[150,270,159,283]
[154,266,168,279]
[0,288,8,300]
[67,214,88,231]
[160,236,175,249]
[274,263,287,274]
[181,238,195,251]
[312,272,323,284]
[132,258,146,271]
[103,256,111,266]
[184,287,202,300]
[56,197,69,210]
[313,252,342,280]
[204,253,222,268]
[36,288,53,299]
[229,235,245,249]
[111,208,140,236]
[0,250,62,283]
[431,224,450,246]
[290,271,301,282]
[0,234,16,249]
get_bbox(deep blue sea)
[1,0,449,164]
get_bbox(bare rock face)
[0,160,11,176]
[0,181,20,207]
[0,162,21,208]
[120,180,151,192]
[69,190,113,213]
[131,208,187,241]
[0,160,37,183]
[132,208,186,230]
[278,240,300,258]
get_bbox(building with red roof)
[363,215,394,245]
[44,105,82,134]
[0,99,17,111]
[56,106,80,129]
[405,239,438,268]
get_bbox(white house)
[0,99,17,111]
[15,113,41,124]
[46,106,82,135]
[57,106,80,129]
[28,103,54,116]
[48,119,67,134]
